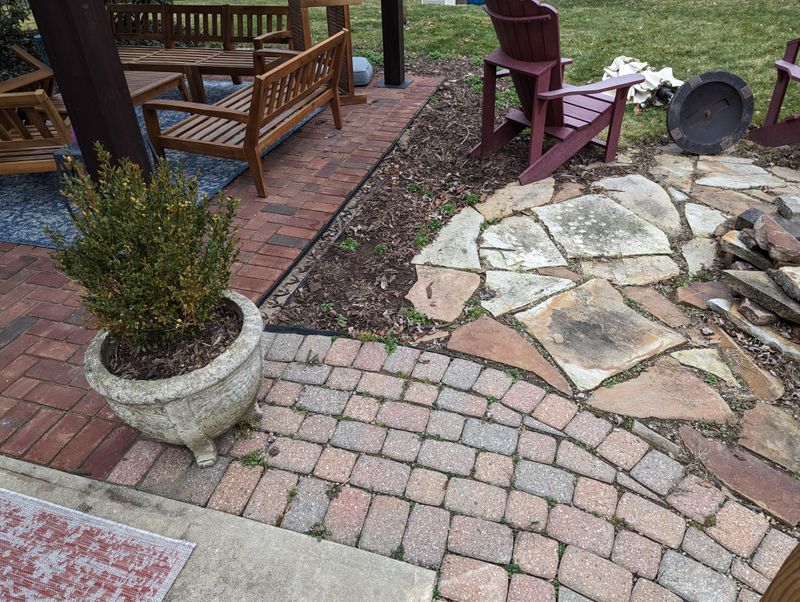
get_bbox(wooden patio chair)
[748,38,800,147]
[143,31,347,198]
[0,89,73,175]
[471,0,644,184]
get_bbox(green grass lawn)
[179,0,800,144]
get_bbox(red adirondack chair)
[471,0,644,184]
[749,38,800,147]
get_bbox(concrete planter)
[85,291,263,467]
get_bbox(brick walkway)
[104,332,798,601]
[0,76,440,478]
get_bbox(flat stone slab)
[722,270,800,324]
[447,317,572,396]
[676,281,733,309]
[772,166,800,182]
[708,297,800,362]
[695,160,785,190]
[581,256,680,286]
[772,265,800,301]
[412,207,483,271]
[534,195,672,258]
[621,287,690,328]
[481,271,574,316]
[515,279,684,390]
[651,154,695,192]
[777,193,800,221]
[593,174,682,236]
[479,216,566,271]
[713,326,785,401]
[588,357,735,423]
[475,178,554,221]
[692,186,774,217]
[682,238,717,276]
[740,404,800,473]
[670,349,738,387]
[719,231,773,271]
[405,266,480,323]
[684,203,728,238]
[680,426,800,526]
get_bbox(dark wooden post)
[380,0,410,88]
[28,0,152,179]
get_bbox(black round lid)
[667,71,754,155]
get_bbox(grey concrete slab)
[0,455,435,602]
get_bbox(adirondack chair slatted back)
[108,5,168,43]
[0,91,71,151]
[484,0,563,121]
[250,30,345,136]
[171,5,228,47]
[783,38,800,64]
[230,6,289,46]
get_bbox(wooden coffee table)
[51,70,188,117]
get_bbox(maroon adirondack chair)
[749,38,800,147]
[471,0,644,184]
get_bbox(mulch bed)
[107,304,242,380]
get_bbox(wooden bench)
[0,90,73,175]
[0,45,54,95]
[143,31,347,198]
[109,4,298,102]
[749,38,800,147]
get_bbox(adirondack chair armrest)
[253,30,292,50]
[485,49,558,78]
[561,58,573,66]
[142,100,249,123]
[776,60,800,82]
[538,74,644,100]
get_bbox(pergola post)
[28,0,152,179]
[380,0,409,88]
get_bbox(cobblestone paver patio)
[105,331,798,601]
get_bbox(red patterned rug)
[0,488,195,601]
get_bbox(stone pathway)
[105,332,797,602]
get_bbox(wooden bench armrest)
[142,100,249,123]
[254,48,303,75]
[776,59,800,82]
[538,74,644,100]
[253,30,292,50]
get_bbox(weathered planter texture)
[85,291,263,467]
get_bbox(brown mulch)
[275,57,613,339]
[107,304,242,380]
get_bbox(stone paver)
[406,265,481,323]
[442,358,483,390]
[573,477,618,518]
[330,421,386,453]
[343,394,380,422]
[615,493,686,548]
[280,476,330,533]
[297,414,337,443]
[531,394,578,430]
[752,528,798,578]
[514,532,559,578]
[514,460,574,503]
[405,468,448,506]
[731,558,771,594]
[376,401,429,433]
[547,504,615,557]
[294,335,332,364]
[357,372,406,400]
[436,388,488,418]
[682,526,734,572]
[325,338,361,367]
[350,456,410,496]
[243,469,297,525]
[265,438,322,474]
[564,412,612,448]
[282,362,331,385]
[706,500,770,557]
[358,495,409,556]
[472,368,513,399]
[352,342,389,372]
[611,530,662,578]
[596,429,649,470]
[325,367,362,391]
[323,485,371,545]
[448,516,514,564]
[402,504,449,568]
[504,490,548,531]
[382,346,420,376]
[426,410,465,441]
[486,402,522,427]
[313,447,357,482]
[507,574,555,602]
[381,429,421,462]
[558,545,633,602]
[474,452,514,487]
[259,406,304,435]
[501,380,546,413]
[665,474,725,522]
[296,386,349,415]
[438,554,509,602]
[630,579,682,602]
[630,450,684,496]
[556,440,616,483]
[444,477,507,521]
[517,431,557,464]
[411,351,451,382]
[403,381,439,407]
[266,381,303,407]
[480,216,566,271]
[460,419,518,455]
[417,440,476,476]
[657,550,737,602]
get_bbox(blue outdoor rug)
[0,81,316,248]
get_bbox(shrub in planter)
[49,147,264,467]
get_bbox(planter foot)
[243,400,262,422]
[188,437,218,468]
